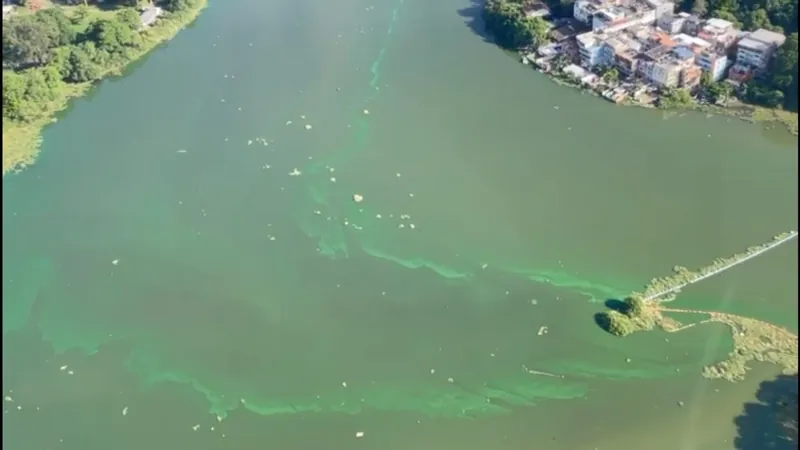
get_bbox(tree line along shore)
[596,231,798,382]
[2,0,208,175]
[481,0,798,133]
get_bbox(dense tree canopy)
[2,0,199,122]
[482,0,550,49]
[598,311,637,337]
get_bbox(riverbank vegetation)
[2,0,207,175]
[636,231,797,300]
[481,0,550,49]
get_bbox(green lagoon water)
[2,0,798,448]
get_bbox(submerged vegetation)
[2,0,207,175]
[597,231,799,381]
[638,231,798,300]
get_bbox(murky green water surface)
[3,0,797,448]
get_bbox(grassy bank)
[2,0,208,176]
[661,100,799,136]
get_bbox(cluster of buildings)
[535,0,787,93]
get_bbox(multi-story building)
[577,32,612,67]
[735,28,787,72]
[657,12,687,34]
[696,50,729,81]
[574,0,613,25]
[696,18,739,53]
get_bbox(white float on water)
[353,194,364,203]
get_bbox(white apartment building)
[697,51,729,81]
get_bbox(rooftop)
[140,6,163,27]
[673,33,711,48]
[747,28,787,46]
[644,44,674,60]
[704,18,733,30]
[551,22,584,41]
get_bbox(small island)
[596,231,799,382]
[481,0,798,134]
[2,0,208,175]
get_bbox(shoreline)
[522,52,799,136]
[1,0,209,177]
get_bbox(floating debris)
[4,396,12,402]
[409,224,416,229]
[111,259,119,265]
[363,109,370,115]
[289,168,302,176]
[447,377,454,383]
[305,124,312,130]
[248,140,253,145]
[353,194,364,203]
[537,326,549,336]
[342,382,347,388]
[355,431,365,438]
[122,406,128,416]
[285,120,292,125]
[192,424,200,431]
[59,365,68,371]
[176,149,187,154]
[330,177,336,183]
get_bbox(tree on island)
[598,310,637,337]
[624,295,645,317]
